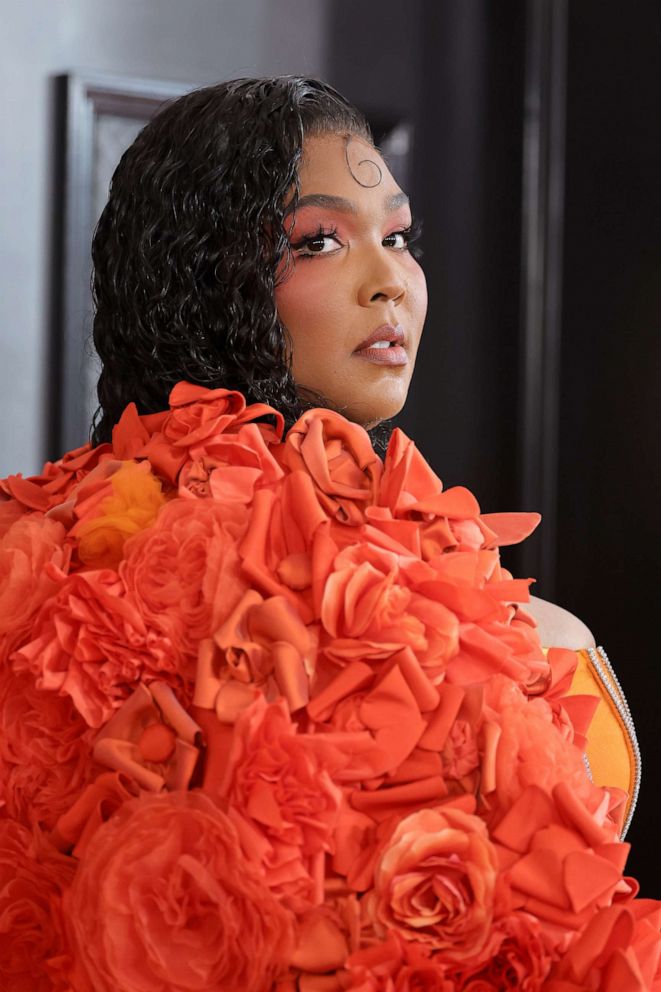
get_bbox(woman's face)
[275,132,427,428]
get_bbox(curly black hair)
[90,75,373,445]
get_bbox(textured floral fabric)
[0,383,658,991]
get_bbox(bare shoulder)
[525,595,596,650]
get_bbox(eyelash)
[290,218,423,260]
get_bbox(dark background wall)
[557,2,661,890]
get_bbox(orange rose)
[280,408,382,527]
[64,791,294,992]
[0,819,76,992]
[138,383,284,484]
[493,783,634,934]
[12,569,176,727]
[0,497,25,537]
[371,803,500,963]
[0,668,98,830]
[345,932,455,991]
[121,497,249,675]
[219,697,344,909]
[0,514,68,663]
[378,429,540,561]
[208,590,313,712]
[544,900,661,991]
[378,428,444,513]
[178,422,284,502]
[480,682,608,823]
[0,441,113,512]
[71,459,166,569]
[449,912,554,991]
[320,540,459,675]
[237,474,333,625]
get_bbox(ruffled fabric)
[0,382,658,991]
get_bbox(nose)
[357,249,406,308]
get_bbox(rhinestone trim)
[586,646,641,840]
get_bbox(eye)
[290,227,343,257]
[383,231,409,249]
[383,219,423,258]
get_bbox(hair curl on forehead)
[90,76,373,445]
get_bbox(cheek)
[409,259,428,318]
[275,267,348,362]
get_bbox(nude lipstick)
[353,324,408,366]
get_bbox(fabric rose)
[320,539,459,677]
[378,428,445,513]
[64,790,294,992]
[279,408,382,527]
[544,900,661,991]
[480,679,611,824]
[92,681,203,793]
[345,932,454,992]
[493,782,634,934]
[0,818,76,992]
[236,474,333,625]
[121,496,249,675]
[206,590,313,712]
[449,911,554,991]
[370,801,500,964]
[218,697,344,909]
[0,668,98,830]
[136,382,284,484]
[12,569,176,727]
[0,515,68,663]
[178,422,284,502]
[0,498,25,538]
[0,440,113,513]
[378,428,540,560]
[70,459,166,569]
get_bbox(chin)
[344,393,408,430]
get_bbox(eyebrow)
[285,191,410,217]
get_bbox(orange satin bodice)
[564,646,640,836]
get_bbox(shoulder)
[525,595,596,650]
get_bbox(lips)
[353,324,409,367]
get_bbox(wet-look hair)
[91,76,372,444]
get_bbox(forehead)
[298,133,401,199]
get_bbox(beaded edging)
[586,646,641,840]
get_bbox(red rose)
[0,818,76,992]
[0,668,98,830]
[64,791,294,992]
[371,803,499,964]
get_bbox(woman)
[0,76,649,991]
